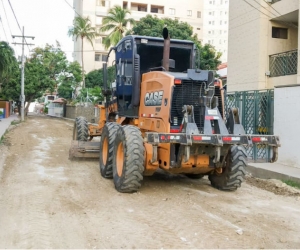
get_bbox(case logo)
[144,91,164,106]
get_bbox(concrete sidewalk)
[247,162,300,183]
[0,114,19,139]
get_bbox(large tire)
[209,145,247,191]
[112,125,144,193]
[99,122,121,178]
[73,116,88,141]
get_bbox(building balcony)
[269,50,298,77]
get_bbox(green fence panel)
[225,89,274,162]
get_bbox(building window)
[220,30,222,34]
[151,5,164,14]
[96,16,102,25]
[96,0,105,6]
[197,11,201,18]
[187,10,192,16]
[272,27,288,39]
[123,1,128,9]
[131,3,147,12]
[220,20,222,25]
[169,8,175,15]
[95,37,102,44]
[197,27,200,30]
[95,53,108,62]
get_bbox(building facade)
[227,0,300,91]
[202,0,229,62]
[72,0,204,73]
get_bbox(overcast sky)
[0,0,75,61]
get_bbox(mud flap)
[69,140,100,159]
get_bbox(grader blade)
[69,140,100,159]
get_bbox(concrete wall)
[274,85,300,168]
[65,104,100,123]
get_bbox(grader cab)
[69,28,280,192]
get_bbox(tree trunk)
[81,36,85,88]
[24,98,33,116]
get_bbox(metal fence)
[269,50,297,77]
[225,90,274,162]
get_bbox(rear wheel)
[99,123,121,178]
[112,125,144,193]
[73,116,88,141]
[209,145,247,191]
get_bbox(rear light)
[174,79,182,85]
[193,136,202,141]
[170,129,180,133]
[223,137,232,141]
[252,137,261,142]
[160,135,165,140]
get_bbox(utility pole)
[12,27,34,121]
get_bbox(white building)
[202,0,229,62]
[72,0,230,73]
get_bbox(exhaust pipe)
[162,27,170,71]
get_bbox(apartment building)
[72,0,203,73]
[227,0,300,91]
[202,0,229,62]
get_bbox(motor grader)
[69,28,280,193]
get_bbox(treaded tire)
[73,116,88,141]
[209,145,247,191]
[99,122,121,178]
[185,174,204,179]
[112,125,144,193]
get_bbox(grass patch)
[282,180,300,190]
[11,120,21,125]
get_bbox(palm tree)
[68,16,98,88]
[0,41,17,83]
[100,6,135,49]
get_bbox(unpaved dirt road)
[0,115,300,249]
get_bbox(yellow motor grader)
[69,28,280,193]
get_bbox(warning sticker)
[208,110,218,115]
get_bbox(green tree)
[57,61,82,100]
[128,15,221,70]
[100,6,135,49]
[85,66,115,88]
[68,16,98,87]
[0,41,18,83]
[1,43,78,114]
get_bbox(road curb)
[247,163,300,184]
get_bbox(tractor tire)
[73,116,88,141]
[99,122,121,178]
[185,174,204,179]
[209,145,247,191]
[112,125,144,193]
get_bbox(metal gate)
[225,90,274,162]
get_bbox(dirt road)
[0,115,299,249]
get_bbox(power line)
[230,17,261,31]
[241,0,274,19]
[7,0,31,52]
[0,15,8,42]
[63,0,82,18]
[260,0,298,28]
[1,0,13,39]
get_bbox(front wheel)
[73,116,88,141]
[112,125,145,193]
[99,122,121,178]
[209,145,247,191]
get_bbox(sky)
[0,0,75,61]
